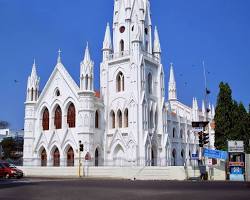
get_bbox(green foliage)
[0,137,23,159]
[214,82,250,153]
[214,82,233,150]
[0,137,15,158]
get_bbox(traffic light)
[198,132,204,147]
[206,88,211,95]
[203,133,209,145]
[198,132,210,147]
[79,141,84,152]
[80,144,84,152]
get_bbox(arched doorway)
[151,149,155,166]
[172,149,176,166]
[151,146,157,166]
[53,148,60,167]
[67,147,74,166]
[113,144,125,166]
[95,148,99,166]
[41,148,47,167]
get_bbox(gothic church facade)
[23,0,215,167]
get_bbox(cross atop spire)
[57,49,62,64]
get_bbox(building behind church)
[23,0,215,167]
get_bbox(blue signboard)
[203,148,228,160]
[191,153,199,160]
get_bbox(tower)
[80,43,94,93]
[101,0,165,166]
[168,63,177,101]
[103,23,113,61]
[23,60,40,165]
[26,59,40,102]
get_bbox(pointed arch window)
[54,106,62,129]
[31,88,34,101]
[120,40,124,53]
[42,108,50,131]
[149,109,154,129]
[95,110,99,129]
[148,73,152,94]
[124,108,128,128]
[155,110,158,129]
[110,110,115,129]
[173,128,176,138]
[116,72,124,92]
[67,103,76,128]
[117,110,122,128]
[85,74,89,90]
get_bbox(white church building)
[23,0,215,167]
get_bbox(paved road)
[0,178,249,200]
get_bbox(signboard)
[229,162,244,167]
[191,153,199,160]
[85,152,91,161]
[192,127,203,132]
[207,159,213,167]
[203,148,228,160]
[228,141,244,153]
[192,121,209,128]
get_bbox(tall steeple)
[112,0,152,54]
[153,26,161,60]
[102,23,113,61]
[26,59,40,102]
[80,43,94,92]
[168,63,177,101]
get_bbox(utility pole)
[203,61,212,179]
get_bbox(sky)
[0,0,250,130]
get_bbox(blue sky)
[0,0,250,130]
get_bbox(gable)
[36,63,80,110]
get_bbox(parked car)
[0,161,23,179]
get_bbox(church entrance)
[53,148,60,167]
[41,148,47,167]
[151,149,155,166]
[172,149,176,166]
[67,147,74,167]
[95,148,99,166]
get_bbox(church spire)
[168,63,177,101]
[102,23,112,61]
[153,26,161,57]
[103,23,112,51]
[26,59,40,102]
[80,43,94,92]
[83,42,91,64]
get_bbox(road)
[0,178,249,200]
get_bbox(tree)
[0,137,15,159]
[214,82,250,153]
[214,82,234,150]
[0,121,9,129]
